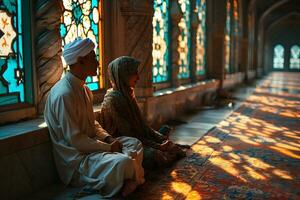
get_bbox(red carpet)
[129,72,300,200]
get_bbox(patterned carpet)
[128,72,300,200]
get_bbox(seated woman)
[97,56,185,169]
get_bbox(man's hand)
[159,140,173,151]
[105,136,116,144]
[110,140,123,153]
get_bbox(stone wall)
[35,0,63,114]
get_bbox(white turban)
[62,37,95,65]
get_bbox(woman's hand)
[159,140,173,151]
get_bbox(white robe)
[44,72,144,197]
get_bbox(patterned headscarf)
[108,56,140,92]
[107,56,145,127]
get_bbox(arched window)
[152,0,170,83]
[177,0,191,79]
[60,0,103,90]
[224,0,231,73]
[0,1,33,108]
[195,0,206,76]
[273,44,284,69]
[289,45,300,69]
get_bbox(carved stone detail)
[118,0,154,97]
[34,0,63,114]
[120,0,152,15]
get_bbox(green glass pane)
[60,0,102,90]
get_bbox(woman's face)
[128,72,139,88]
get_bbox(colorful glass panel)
[152,0,170,83]
[273,45,284,69]
[177,0,191,79]
[224,0,231,73]
[233,0,238,35]
[195,0,206,76]
[289,45,300,69]
[60,0,103,90]
[0,0,25,106]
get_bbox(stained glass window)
[177,0,191,79]
[289,45,300,69]
[60,0,103,90]
[273,45,284,69]
[224,0,231,73]
[233,0,239,35]
[195,0,206,76]
[0,0,27,106]
[152,0,170,83]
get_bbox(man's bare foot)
[122,179,138,197]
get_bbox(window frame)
[0,0,36,121]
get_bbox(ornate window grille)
[60,0,104,90]
[224,0,232,73]
[177,0,191,79]
[152,0,170,83]
[0,0,33,109]
[273,44,285,69]
[195,0,206,76]
[289,45,300,69]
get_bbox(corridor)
[1,0,300,199]
[128,72,300,200]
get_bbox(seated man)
[97,56,186,169]
[44,38,144,198]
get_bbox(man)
[44,38,144,198]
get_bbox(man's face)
[81,50,98,76]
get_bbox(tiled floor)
[169,81,256,146]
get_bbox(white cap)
[62,37,95,65]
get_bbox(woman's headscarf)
[107,56,146,129]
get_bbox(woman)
[97,56,185,169]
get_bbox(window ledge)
[0,117,49,157]
[0,105,103,158]
[153,79,218,97]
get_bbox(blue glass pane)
[61,0,102,90]
[224,0,231,73]
[273,45,284,69]
[289,45,300,69]
[196,0,206,76]
[152,0,170,83]
[0,0,25,106]
[178,0,191,79]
